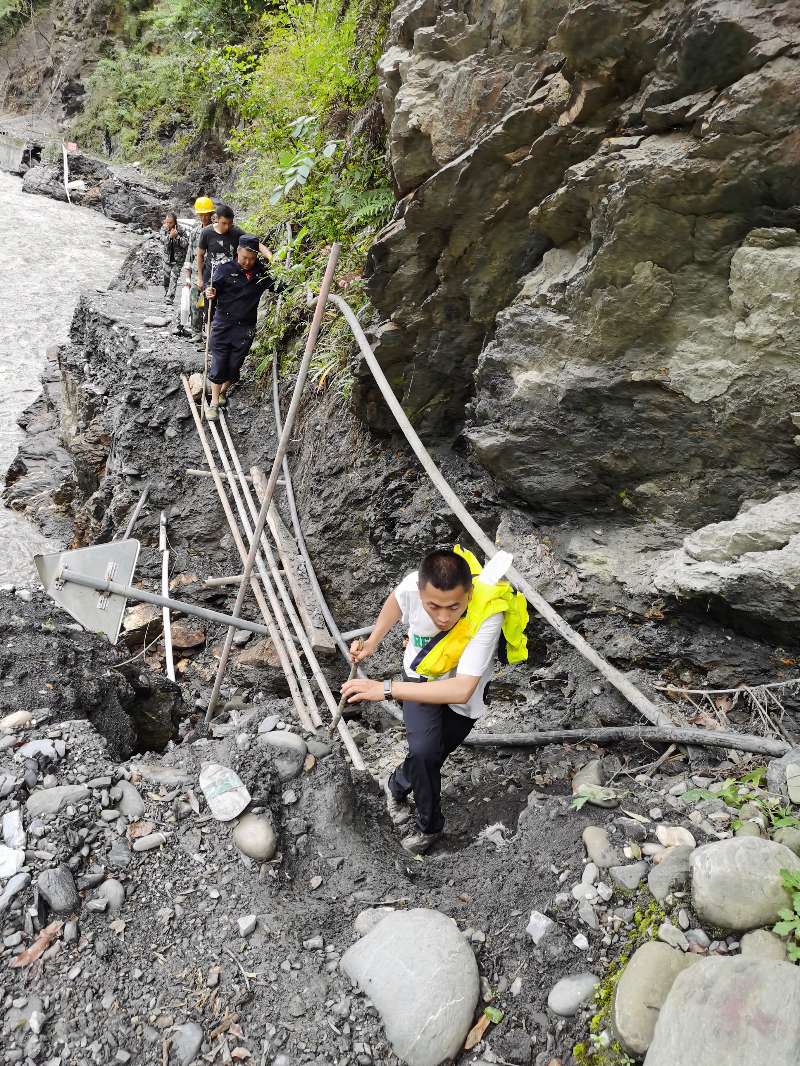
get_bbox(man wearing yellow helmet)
[180,196,215,342]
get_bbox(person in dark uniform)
[203,235,278,420]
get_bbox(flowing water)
[1,169,136,584]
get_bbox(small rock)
[615,816,647,843]
[772,827,800,856]
[526,910,556,945]
[257,714,280,733]
[232,812,277,862]
[111,780,145,819]
[257,731,308,782]
[572,932,590,950]
[26,785,89,817]
[656,825,696,849]
[547,973,598,1016]
[303,935,324,950]
[0,710,33,732]
[572,760,603,792]
[685,928,710,949]
[658,921,689,951]
[132,832,167,852]
[237,914,257,938]
[648,845,694,902]
[309,875,323,890]
[609,862,648,891]
[37,865,79,913]
[108,838,132,868]
[582,826,620,868]
[0,844,25,878]
[170,1020,203,1065]
[143,316,170,328]
[739,928,787,961]
[98,879,125,916]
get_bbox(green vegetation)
[683,767,800,833]
[573,901,665,1066]
[774,869,800,963]
[71,0,396,393]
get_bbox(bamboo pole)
[204,244,341,725]
[249,466,364,767]
[205,417,320,727]
[159,512,175,682]
[181,375,314,732]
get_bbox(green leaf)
[788,942,800,962]
[571,795,589,811]
[484,1007,504,1024]
[773,920,797,936]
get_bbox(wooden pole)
[464,725,790,757]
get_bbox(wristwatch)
[383,679,393,700]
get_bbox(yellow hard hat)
[194,196,215,213]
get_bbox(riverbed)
[0,169,136,584]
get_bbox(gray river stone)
[740,929,787,962]
[341,908,479,1066]
[98,878,125,916]
[171,1020,204,1065]
[644,956,800,1065]
[690,837,800,931]
[582,826,620,868]
[257,731,307,782]
[610,862,648,891]
[648,844,693,902]
[232,812,277,861]
[547,973,598,1016]
[614,941,697,1057]
[111,780,145,819]
[26,784,89,817]
[37,864,80,913]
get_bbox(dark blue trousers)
[389,688,475,834]
[208,318,255,385]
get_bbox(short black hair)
[418,549,473,592]
[165,211,177,223]
[216,203,235,220]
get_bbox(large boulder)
[654,492,800,625]
[644,956,800,1065]
[341,908,479,1066]
[690,837,800,931]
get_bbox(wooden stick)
[330,661,358,734]
[463,725,790,757]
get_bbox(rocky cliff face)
[366,0,800,529]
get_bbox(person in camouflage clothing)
[182,196,215,341]
[161,211,189,304]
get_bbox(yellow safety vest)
[414,545,529,679]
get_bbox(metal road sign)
[35,540,141,645]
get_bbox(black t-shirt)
[213,260,275,327]
[198,224,244,280]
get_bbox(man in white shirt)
[341,549,502,854]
